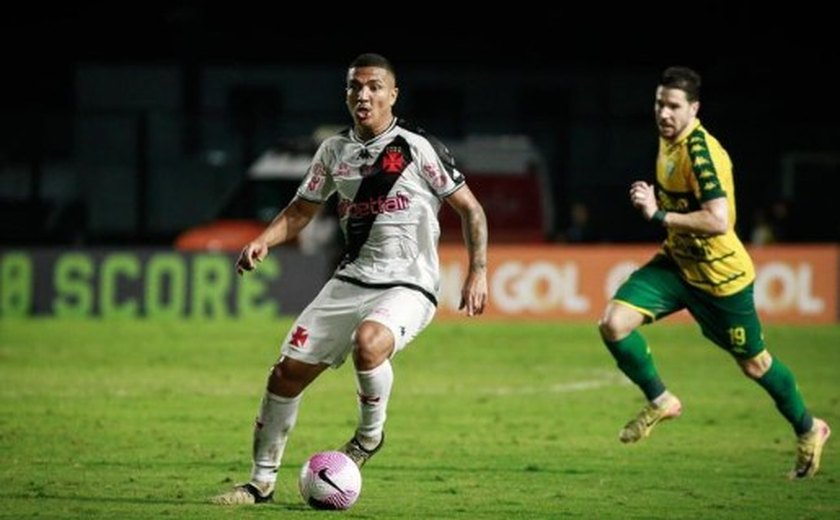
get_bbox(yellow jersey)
[655,119,755,296]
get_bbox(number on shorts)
[728,326,747,347]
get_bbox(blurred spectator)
[750,200,792,246]
[769,199,791,242]
[558,201,600,242]
[750,208,775,246]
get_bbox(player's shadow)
[376,463,595,475]
[0,491,320,511]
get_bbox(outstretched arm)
[445,185,488,316]
[629,181,728,236]
[236,197,322,275]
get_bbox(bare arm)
[629,181,729,236]
[236,197,322,275]
[445,185,488,316]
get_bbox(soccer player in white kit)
[212,53,489,505]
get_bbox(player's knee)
[352,321,393,369]
[599,311,629,342]
[597,316,616,341]
[737,351,772,379]
[599,303,644,342]
[267,361,306,397]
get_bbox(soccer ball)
[298,451,362,510]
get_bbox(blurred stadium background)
[2,3,839,247]
[1,4,838,323]
[1,4,839,519]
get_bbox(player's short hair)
[660,66,701,102]
[349,53,396,81]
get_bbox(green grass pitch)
[1,319,838,519]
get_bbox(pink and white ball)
[298,451,362,510]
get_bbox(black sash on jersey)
[340,135,413,267]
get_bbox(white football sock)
[354,360,393,448]
[251,392,301,485]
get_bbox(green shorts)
[613,254,764,359]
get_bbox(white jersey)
[296,118,465,305]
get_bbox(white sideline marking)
[405,371,630,396]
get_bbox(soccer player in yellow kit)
[598,66,830,478]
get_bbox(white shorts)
[279,278,437,368]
